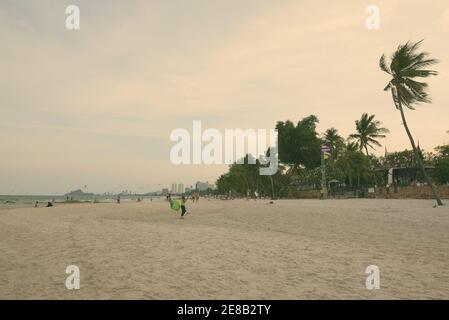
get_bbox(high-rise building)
[178,183,184,194]
[171,183,177,194]
[195,181,215,191]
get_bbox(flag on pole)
[321,145,331,153]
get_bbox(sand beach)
[1,199,448,299]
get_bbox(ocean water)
[0,195,164,209]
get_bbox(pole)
[321,151,327,199]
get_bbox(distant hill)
[64,189,94,197]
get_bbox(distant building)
[171,183,177,194]
[162,188,169,195]
[178,183,184,194]
[195,181,214,191]
[377,166,435,187]
[377,146,434,187]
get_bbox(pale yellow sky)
[1,0,449,194]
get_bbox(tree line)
[216,41,447,206]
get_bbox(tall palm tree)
[323,128,344,159]
[349,113,390,156]
[380,40,443,206]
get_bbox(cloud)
[1,0,449,193]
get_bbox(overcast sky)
[1,0,449,195]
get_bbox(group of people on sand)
[166,193,197,218]
[112,192,196,219]
[35,200,54,208]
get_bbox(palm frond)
[381,40,438,110]
[379,54,391,74]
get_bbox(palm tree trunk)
[357,171,360,187]
[364,145,370,157]
[348,167,353,187]
[398,102,443,206]
[365,145,379,187]
[270,175,275,200]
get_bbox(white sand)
[1,199,448,299]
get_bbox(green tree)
[323,127,344,160]
[380,40,443,205]
[349,113,389,156]
[336,141,370,187]
[433,144,449,184]
[276,115,321,173]
[216,154,280,198]
[382,150,418,168]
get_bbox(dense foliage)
[215,114,449,198]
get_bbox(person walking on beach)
[180,195,189,218]
[167,194,189,218]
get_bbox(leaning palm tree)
[349,113,390,156]
[380,40,443,206]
